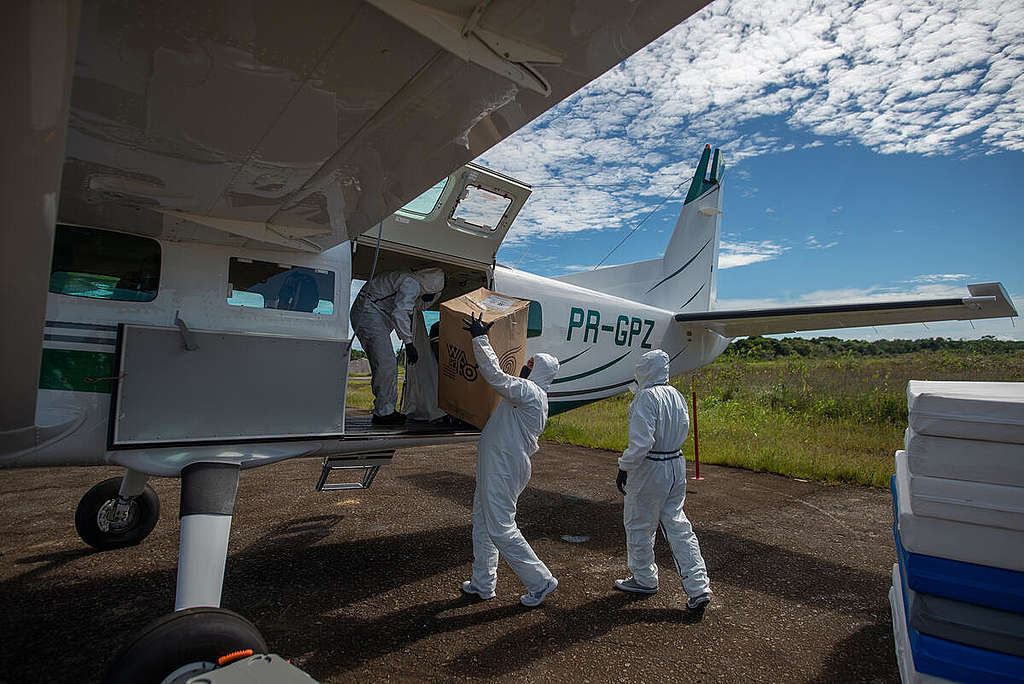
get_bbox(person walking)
[614,349,712,613]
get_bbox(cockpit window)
[395,178,448,218]
[48,225,161,302]
[450,184,513,232]
[227,258,335,315]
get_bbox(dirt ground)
[0,443,899,683]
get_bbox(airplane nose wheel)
[75,477,160,550]
[103,607,268,684]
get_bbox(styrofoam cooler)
[908,381,1024,444]
[897,450,1024,531]
[905,428,1024,488]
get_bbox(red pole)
[691,375,704,481]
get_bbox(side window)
[527,300,543,338]
[450,184,513,232]
[227,258,335,315]
[395,178,448,219]
[49,225,161,302]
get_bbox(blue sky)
[473,0,1023,341]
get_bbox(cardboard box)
[438,288,531,429]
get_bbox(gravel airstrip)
[0,442,899,683]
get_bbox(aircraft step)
[316,450,394,491]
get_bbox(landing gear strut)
[106,462,259,682]
[75,474,159,550]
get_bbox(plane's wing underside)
[61,0,712,251]
[674,283,1018,338]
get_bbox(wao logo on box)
[499,346,523,375]
[444,344,478,381]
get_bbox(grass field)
[542,350,1024,487]
[344,350,1024,487]
[346,377,402,411]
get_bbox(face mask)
[519,365,532,379]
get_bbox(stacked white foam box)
[890,381,1024,684]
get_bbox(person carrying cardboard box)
[459,312,561,608]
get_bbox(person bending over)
[350,268,444,425]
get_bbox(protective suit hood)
[635,349,670,390]
[529,353,559,391]
[413,268,445,294]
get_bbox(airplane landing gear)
[103,607,267,684]
[104,463,265,683]
[75,475,160,550]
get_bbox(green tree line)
[723,335,1024,360]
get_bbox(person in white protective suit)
[350,268,445,425]
[459,313,561,608]
[613,349,712,613]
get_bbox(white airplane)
[2,1,1017,681]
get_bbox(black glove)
[462,312,494,338]
[406,344,418,365]
[616,469,628,495]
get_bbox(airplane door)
[353,164,531,275]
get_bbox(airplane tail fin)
[552,145,724,312]
[643,144,723,312]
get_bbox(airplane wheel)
[104,607,268,684]
[75,477,160,550]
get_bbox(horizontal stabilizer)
[674,283,1017,338]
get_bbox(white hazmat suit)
[618,349,710,601]
[350,268,445,417]
[468,335,560,601]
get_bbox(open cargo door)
[353,164,531,298]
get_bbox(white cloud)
[478,0,1024,248]
[806,234,839,250]
[907,273,973,283]
[765,207,776,214]
[718,238,789,269]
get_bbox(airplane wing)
[60,0,713,252]
[674,283,1018,338]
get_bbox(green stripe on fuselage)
[551,351,630,385]
[548,399,596,416]
[39,348,115,393]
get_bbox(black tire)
[104,607,268,684]
[74,476,160,550]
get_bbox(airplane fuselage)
[10,225,729,476]
[494,266,729,414]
